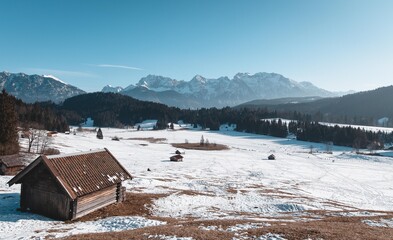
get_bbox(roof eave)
[41,155,77,199]
[104,148,133,180]
[7,156,42,186]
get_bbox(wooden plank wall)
[117,184,126,202]
[23,187,71,220]
[75,185,116,219]
[21,162,71,220]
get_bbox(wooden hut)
[0,158,25,175]
[170,154,183,162]
[268,154,276,160]
[8,148,132,220]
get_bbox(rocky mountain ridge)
[113,72,337,108]
[0,71,85,103]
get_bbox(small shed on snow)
[0,158,25,175]
[8,148,132,220]
[170,154,183,162]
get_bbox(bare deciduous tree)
[325,141,333,154]
[25,128,50,153]
[309,145,314,154]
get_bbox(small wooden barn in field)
[268,154,276,160]
[170,154,183,162]
[0,158,25,175]
[8,148,132,220]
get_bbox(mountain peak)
[234,72,250,79]
[43,75,68,85]
[191,75,206,83]
[102,85,123,93]
[1,71,11,76]
[135,75,180,91]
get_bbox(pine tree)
[0,90,19,155]
[96,128,103,139]
[200,135,205,146]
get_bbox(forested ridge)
[239,85,393,127]
[1,90,69,133]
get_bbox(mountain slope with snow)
[0,72,85,103]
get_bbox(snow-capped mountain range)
[109,72,339,108]
[0,71,343,108]
[0,71,85,103]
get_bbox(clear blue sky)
[1,0,392,92]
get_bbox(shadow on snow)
[0,193,53,222]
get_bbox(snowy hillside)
[1,128,393,239]
[0,71,85,103]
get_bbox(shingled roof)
[8,148,132,199]
[0,158,24,168]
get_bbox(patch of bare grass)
[72,192,168,222]
[226,188,238,194]
[150,187,214,196]
[58,190,393,240]
[177,190,215,196]
[59,211,393,240]
[247,215,393,240]
[150,178,175,182]
[321,199,359,210]
[172,143,229,151]
[60,225,234,240]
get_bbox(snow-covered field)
[1,128,393,239]
[319,122,393,133]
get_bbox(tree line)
[0,90,69,155]
[0,90,19,155]
[1,91,392,156]
[59,93,392,149]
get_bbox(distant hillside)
[120,86,203,109]
[0,72,85,103]
[62,92,180,127]
[238,96,324,107]
[237,86,393,126]
[319,86,393,117]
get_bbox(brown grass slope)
[56,192,393,240]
